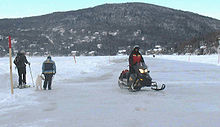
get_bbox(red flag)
[9,36,11,48]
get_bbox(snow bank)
[0,57,37,115]
[148,54,220,66]
[0,56,127,114]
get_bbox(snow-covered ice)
[152,54,220,66]
[0,55,220,127]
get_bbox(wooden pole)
[9,36,14,94]
[73,55,76,63]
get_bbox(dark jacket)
[13,53,29,68]
[129,50,144,67]
[42,58,56,74]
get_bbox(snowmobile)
[118,62,165,92]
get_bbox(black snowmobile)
[118,62,165,92]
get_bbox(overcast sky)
[0,0,220,20]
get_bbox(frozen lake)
[0,55,220,127]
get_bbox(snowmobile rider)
[13,50,30,88]
[127,45,145,83]
[42,56,56,90]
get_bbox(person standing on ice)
[13,50,30,88]
[42,56,56,90]
[127,45,145,83]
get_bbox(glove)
[142,62,146,67]
[53,71,56,75]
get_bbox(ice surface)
[151,54,220,66]
[0,55,220,127]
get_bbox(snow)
[52,27,65,36]
[0,35,3,39]
[151,54,220,66]
[108,31,118,36]
[97,44,102,49]
[0,55,220,127]
[41,34,54,44]
[0,56,115,114]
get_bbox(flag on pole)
[9,36,14,94]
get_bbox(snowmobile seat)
[119,69,129,79]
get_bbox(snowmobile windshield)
[135,62,147,68]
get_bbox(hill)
[0,2,220,56]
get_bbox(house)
[71,51,79,56]
[117,49,127,55]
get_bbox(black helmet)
[47,56,51,59]
[133,45,140,50]
[17,50,23,55]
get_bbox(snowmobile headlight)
[145,69,149,73]
[139,69,145,73]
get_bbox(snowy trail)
[1,56,220,127]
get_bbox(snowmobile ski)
[151,82,166,91]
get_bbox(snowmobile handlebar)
[133,62,148,69]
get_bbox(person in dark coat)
[127,45,145,83]
[13,50,30,88]
[42,56,56,90]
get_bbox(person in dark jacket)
[13,50,30,88]
[42,56,56,90]
[127,45,145,83]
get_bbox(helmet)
[17,51,22,55]
[47,56,51,59]
[133,45,140,50]
[20,50,25,54]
